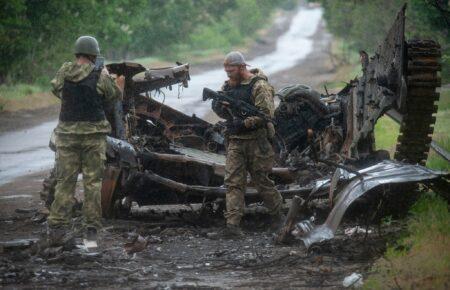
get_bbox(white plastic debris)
[342,273,363,288]
[291,217,315,237]
[344,226,372,236]
[83,239,98,249]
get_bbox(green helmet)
[74,36,100,56]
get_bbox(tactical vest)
[223,76,264,110]
[59,70,105,122]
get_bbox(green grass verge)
[0,83,48,101]
[374,116,400,157]
[364,194,450,289]
[0,83,52,111]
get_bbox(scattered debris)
[82,239,98,250]
[124,234,148,255]
[292,217,315,238]
[0,238,39,252]
[344,226,372,236]
[300,160,448,247]
[14,208,38,214]
[342,272,364,288]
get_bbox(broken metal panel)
[340,5,406,158]
[105,62,191,140]
[300,160,448,247]
[106,136,138,167]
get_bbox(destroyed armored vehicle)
[42,6,448,231]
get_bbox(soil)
[0,7,390,290]
[0,105,59,134]
[1,205,394,289]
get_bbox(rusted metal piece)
[101,166,121,218]
[123,170,313,206]
[275,195,305,244]
[339,5,406,159]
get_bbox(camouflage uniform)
[214,69,283,226]
[47,62,121,229]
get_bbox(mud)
[0,190,396,289]
[0,172,396,289]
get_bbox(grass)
[0,83,57,112]
[363,194,450,289]
[374,116,400,157]
[0,83,47,100]
[321,38,362,93]
[427,89,450,170]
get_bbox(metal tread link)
[394,40,441,165]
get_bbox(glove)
[212,99,231,119]
[244,117,259,129]
[226,118,246,134]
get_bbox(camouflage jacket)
[51,62,122,135]
[221,68,275,139]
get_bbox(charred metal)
[40,6,448,248]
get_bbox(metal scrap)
[299,160,448,247]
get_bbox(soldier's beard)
[228,73,243,86]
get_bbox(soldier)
[212,51,284,237]
[47,36,124,243]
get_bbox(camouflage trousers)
[48,133,106,229]
[224,137,283,226]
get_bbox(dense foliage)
[0,0,293,84]
[316,0,450,82]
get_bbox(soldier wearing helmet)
[212,51,284,238]
[47,36,125,244]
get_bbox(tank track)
[394,40,441,165]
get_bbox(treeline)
[316,0,450,82]
[0,0,294,84]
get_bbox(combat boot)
[85,227,98,241]
[46,225,76,248]
[216,224,244,239]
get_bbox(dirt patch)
[0,177,393,289]
[0,105,59,134]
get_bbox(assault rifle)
[94,56,104,71]
[202,88,275,125]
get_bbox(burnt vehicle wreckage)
[41,6,448,246]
